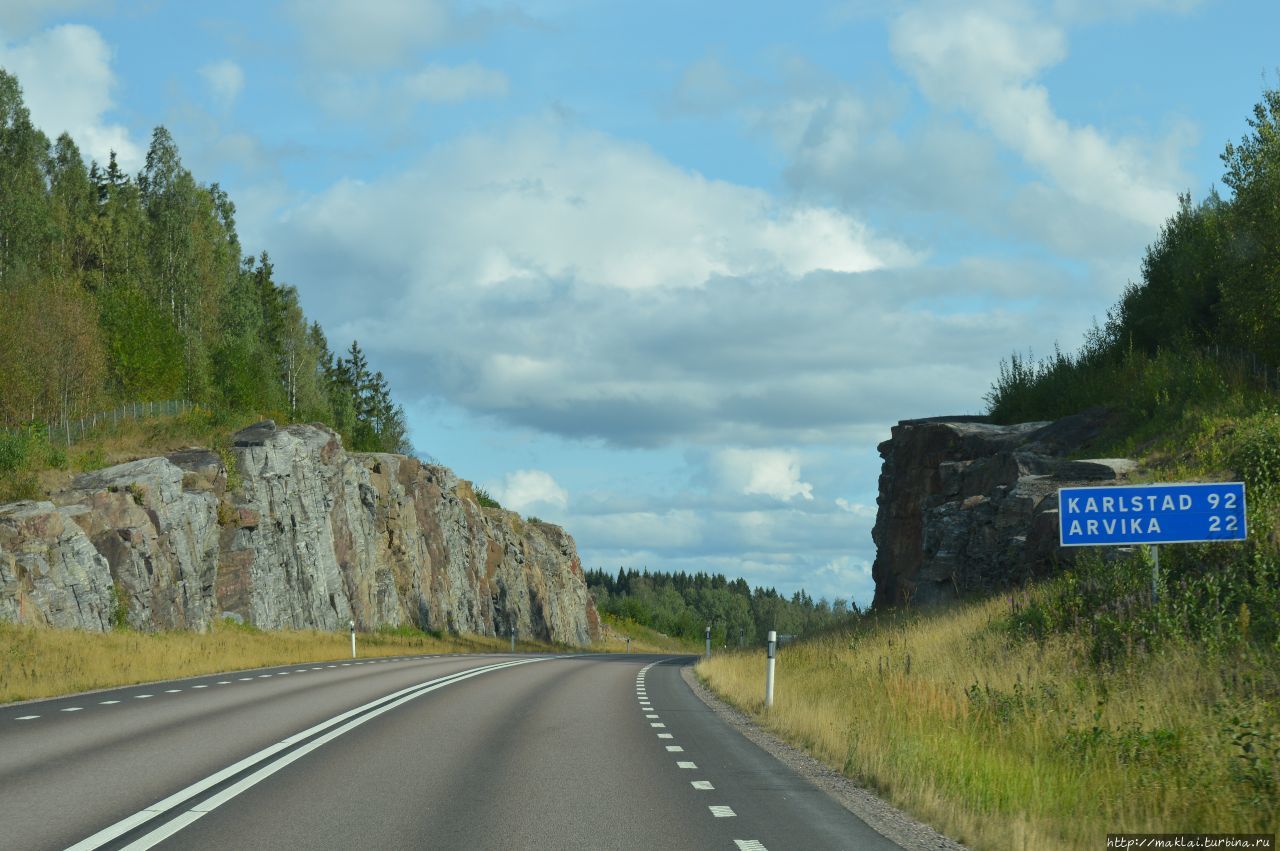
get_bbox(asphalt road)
[1,652,903,850]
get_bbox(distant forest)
[0,69,407,454]
[586,567,858,645]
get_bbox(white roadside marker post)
[705,624,711,659]
[350,619,356,659]
[765,630,776,709]
[511,624,516,654]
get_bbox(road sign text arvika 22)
[1058,482,1247,547]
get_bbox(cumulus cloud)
[710,449,814,502]
[200,59,244,110]
[405,62,507,103]
[492,469,568,514]
[268,120,1084,449]
[0,23,140,168]
[889,1,1183,231]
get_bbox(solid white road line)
[66,657,553,851]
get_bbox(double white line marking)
[67,657,548,851]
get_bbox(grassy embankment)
[698,394,1280,850]
[0,613,698,706]
[0,406,265,503]
[592,611,702,655]
[0,620,588,705]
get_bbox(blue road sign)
[1058,482,1247,547]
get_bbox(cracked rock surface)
[0,422,598,644]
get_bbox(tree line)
[986,85,1280,424]
[585,567,859,646]
[0,69,408,453]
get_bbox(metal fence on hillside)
[3,400,196,448]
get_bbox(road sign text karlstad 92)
[1058,482,1246,547]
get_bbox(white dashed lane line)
[665,745,683,752]
[709,806,736,818]
[658,732,673,739]
[691,781,714,790]
[8,655,440,721]
[677,761,696,769]
[734,841,768,850]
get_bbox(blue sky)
[2,0,1276,606]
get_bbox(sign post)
[1058,482,1247,602]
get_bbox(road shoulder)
[680,664,969,851]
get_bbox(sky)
[2,0,1276,607]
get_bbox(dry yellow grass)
[0,613,699,705]
[0,621,584,705]
[697,597,1277,851]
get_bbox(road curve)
[1,652,902,850]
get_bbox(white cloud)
[889,2,1183,231]
[0,23,140,168]
[267,119,1088,449]
[405,62,508,103]
[200,59,244,111]
[492,469,568,514]
[571,510,704,550]
[711,449,814,502]
[835,498,875,517]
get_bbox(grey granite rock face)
[0,423,598,644]
[871,407,1131,609]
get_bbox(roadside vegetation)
[700,86,1280,850]
[592,611,703,654]
[0,619,604,705]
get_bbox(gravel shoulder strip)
[680,664,969,851]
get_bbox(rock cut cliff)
[0,422,599,645]
[871,408,1139,609]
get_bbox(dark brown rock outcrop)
[871,408,1130,608]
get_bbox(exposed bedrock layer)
[871,408,1137,609]
[0,422,598,645]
